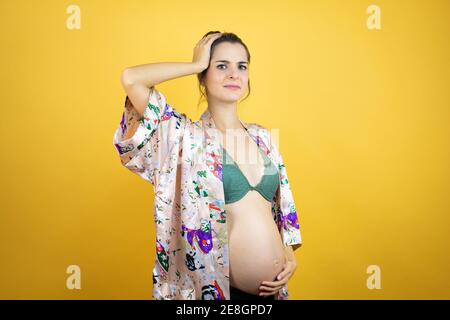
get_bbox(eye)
[216,64,248,70]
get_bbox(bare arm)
[120,62,204,117]
[284,245,295,261]
[120,32,223,117]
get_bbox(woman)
[113,31,302,300]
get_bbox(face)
[201,42,249,104]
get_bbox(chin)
[212,93,239,103]
[224,96,241,103]
[224,91,243,99]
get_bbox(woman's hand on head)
[192,32,222,71]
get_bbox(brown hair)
[197,31,251,109]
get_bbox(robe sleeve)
[269,129,303,251]
[112,85,186,187]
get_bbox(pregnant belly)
[227,201,286,295]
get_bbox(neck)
[207,102,244,134]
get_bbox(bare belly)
[226,191,286,295]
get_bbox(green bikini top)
[222,146,280,204]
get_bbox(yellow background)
[1,0,449,299]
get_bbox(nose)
[227,65,240,79]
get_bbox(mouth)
[224,85,241,90]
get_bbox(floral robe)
[112,86,302,300]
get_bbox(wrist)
[284,245,295,261]
[192,62,207,73]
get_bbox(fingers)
[259,275,290,296]
[258,261,298,296]
[259,277,288,296]
[279,260,297,279]
[204,32,222,40]
[201,33,220,46]
[259,263,293,289]
[260,284,284,292]
[259,288,282,296]
[260,277,288,289]
[259,283,284,296]
[197,32,222,46]
[276,263,289,281]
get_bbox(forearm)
[284,245,295,262]
[121,62,204,88]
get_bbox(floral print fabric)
[113,86,302,300]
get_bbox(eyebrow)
[214,60,248,64]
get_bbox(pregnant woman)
[113,31,302,300]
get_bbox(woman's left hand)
[258,259,297,296]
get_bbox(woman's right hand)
[192,32,223,71]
